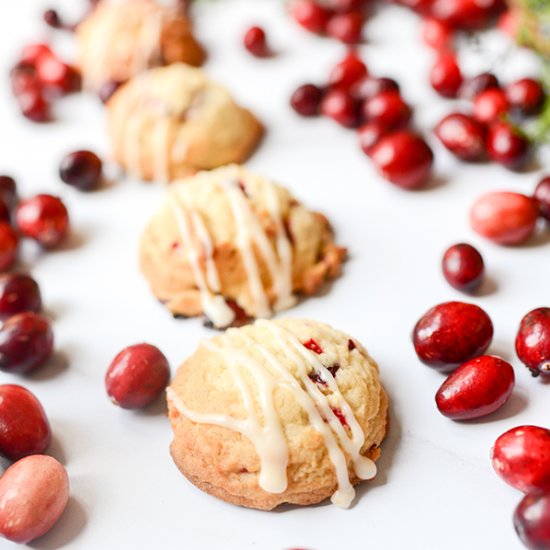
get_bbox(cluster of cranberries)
[290,50,434,189]
[290,0,370,44]
[9,43,80,123]
[469,173,550,246]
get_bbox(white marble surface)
[0,1,549,549]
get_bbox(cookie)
[140,165,346,327]
[106,64,263,182]
[167,318,388,510]
[76,0,205,91]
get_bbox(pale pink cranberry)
[15,194,69,249]
[515,308,550,378]
[435,356,514,420]
[514,491,550,550]
[430,53,463,98]
[442,243,484,292]
[492,425,550,493]
[0,384,51,461]
[0,455,69,544]
[412,301,493,372]
[469,191,539,245]
[105,343,170,409]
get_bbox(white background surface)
[1,1,549,549]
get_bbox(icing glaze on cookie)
[167,320,377,508]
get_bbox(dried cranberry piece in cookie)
[303,338,323,354]
[332,407,349,428]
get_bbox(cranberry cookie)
[140,165,346,327]
[167,318,388,510]
[76,0,205,91]
[106,64,263,182]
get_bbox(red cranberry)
[0,223,19,271]
[412,301,494,372]
[20,43,53,66]
[505,78,545,116]
[0,273,42,320]
[243,26,269,57]
[514,491,550,550]
[431,0,502,30]
[98,79,123,104]
[320,89,359,128]
[435,113,486,161]
[290,84,324,116]
[43,9,62,29]
[473,88,508,123]
[515,308,550,378]
[326,11,363,43]
[0,385,51,461]
[486,121,530,170]
[395,0,434,13]
[370,131,434,190]
[291,0,331,34]
[470,191,538,245]
[15,195,69,249]
[59,150,102,191]
[0,199,11,225]
[492,425,550,493]
[105,343,170,409]
[17,89,50,123]
[421,17,453,49]
[430,53,463,98]
[0,312,54,374]
[534,176,550,222]
[361,90,412,130]
[435,355,514,420]
[36,54,80,95]
[10,65,41,97]
[352,76,400,101]
[326,0,363,11]
[358,120,391,156]
[442,243,484,292]
[460,72,500,100]
[0,176,17,199]
[329,51,367,92]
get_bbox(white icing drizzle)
[167,322,377,508]
[132,9,165,75]
[169,195,235,327]
[218,178,295,318]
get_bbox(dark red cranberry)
[98,79,123,104]
[43,9,62,29]
[243,26,269,57]
[431,0,502,30]
[492,425,550,493]
[20,43,52,66]
[486,121,530,170]
[290,84,324,116]
[505,78,545,116]
[329,51,367,92]
[320,89,359,127]
[0,176,17,198]
[0,199,11,225]
[421,17,453,49]
[0,273,42,320]
[17,89,50,123]
[460,72,500,100]
[348,339,356,351]
[435,113,486,161]
[442,243,484,292]
[370,131,434,190]
[59,150,102,191]
[303,338,323,354]
[534,176,550,221]
[331,407,349,428]
[0,384,51,461]
[0,223,19,271]
[0,312,54,374]
[412,301,494,372]
[351,76,400,101]
[435,355,514,420]
[473,88,508,123]
[358,120,391,156]
[514,491,550,550]
[361,90,412,129]
[430,53,463,98]
[15,195,69,249]
[291,0,331,34]
[515,308,550,378]
[326,0,363,12]
[326,11,363,43]
[105,344,170,409]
